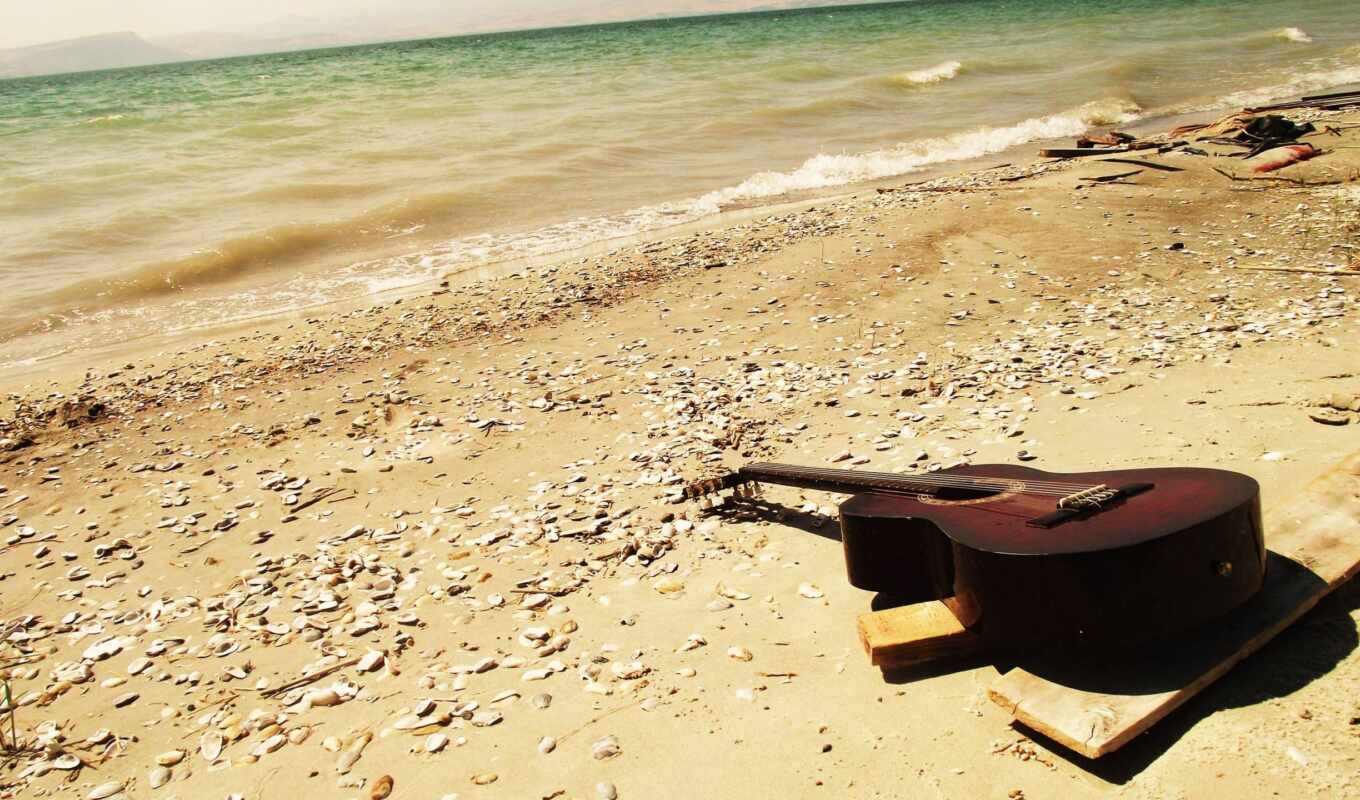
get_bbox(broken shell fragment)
[87,782,125,800]
[200,731,224,761]
[369,775,394,800]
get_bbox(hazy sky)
[3,1,385,46]
[2,1,837,48]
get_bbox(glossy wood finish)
[838,464,1265,645]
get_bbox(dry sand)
[1,110,1359,800]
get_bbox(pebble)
[596,782,619,800]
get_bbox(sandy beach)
[2,107,1358,800]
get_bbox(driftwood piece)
[987,451,1360,758]
[1233,266,1360,277]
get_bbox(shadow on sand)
[711,498,1358,783]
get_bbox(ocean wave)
[694,97,1141,211]
[885,60,963,88]
[754,95,879,121]
[1278,27,1314,44]
[31,188,479,308]
[1193,63,1360,111]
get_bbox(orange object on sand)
[1252,143,1320,173]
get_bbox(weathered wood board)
[987,451,1360,758]
[857,600,984,668]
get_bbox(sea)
[2,0,1359,370]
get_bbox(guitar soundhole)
[916,480,1020,506]
[934,486,1003,501]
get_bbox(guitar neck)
[737,463,940,496]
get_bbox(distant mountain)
[0,32,186,79]
[4,2,890,78]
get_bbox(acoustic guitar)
[685,462,1265,646]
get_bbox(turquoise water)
[1,0,1358,366]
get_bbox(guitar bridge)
[1027,482,1155,528]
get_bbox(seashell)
[596,782,619,800]
[611,660,649,680]
[471,773,498,785]
[336,749,361,774]
[537,736,556,754]
[531,693,552,709]
[199,731,224,761]
[253,733,286,757]
[357,651,385,673]
[321,736,342,752]
[425,733,449,753]
[156,750,185,766]
[82,637,124,661]
[84,729,113,746]
[369,775,394,800]
[652,575,685,594]
[797,583,824,599]
[470,711,502,727]
[113,691,139,707]
[591,735,621,760]
[303,688,341,708]
[87,782,125,800]
[127,657,152,676]
[288,727,312,745]
[52,754,82,770]
[727,646,753,662]
[148,766,171,789]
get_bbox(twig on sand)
[555,699,640,743]
[1211,166,1348,186]
[260,657,360,699]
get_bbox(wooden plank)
[1040,147,1133,159]
[987,451,1360,758]
[858,601,986,668]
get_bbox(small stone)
[471,773,498,785]
[596,782,619,800]
[727,645,753,662]
[538,736,557,754]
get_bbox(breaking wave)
[694,97,1141,210]
[1278,27,1314,43]
[886,60,964,87]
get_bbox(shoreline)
[0,103,1357,800]
[6,76,1359,376]
[0,86,1330,383]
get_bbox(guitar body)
[839,464,1265,645]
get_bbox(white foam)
[693,98,1141,211]
[896,60,963,85]
[1279,27,1313,44]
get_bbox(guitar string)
[714,476,1085,498]
[742,463,1096,490]
[736,465,1097,495]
